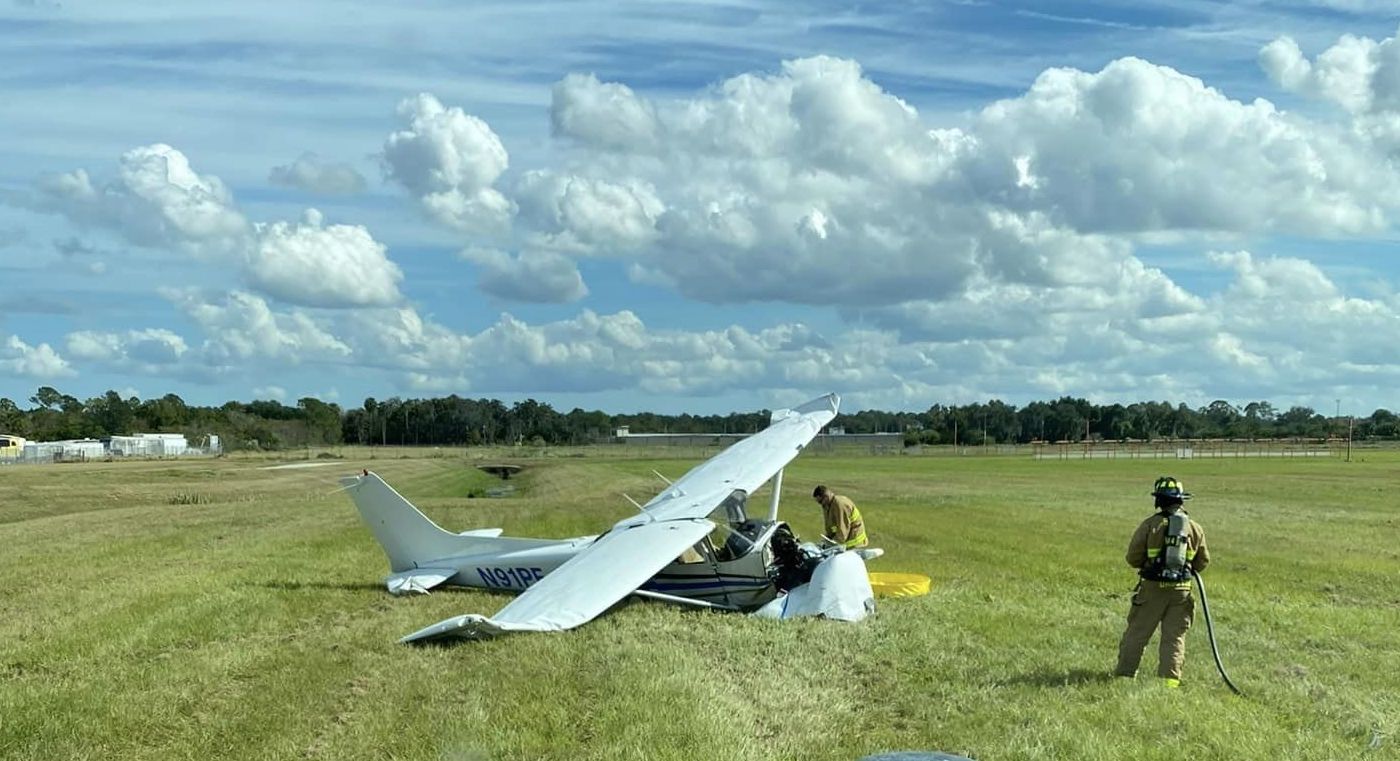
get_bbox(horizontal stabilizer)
[385,568,456,596]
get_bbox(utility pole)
[1347,415,1353,462]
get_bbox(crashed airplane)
[340,393,879,643]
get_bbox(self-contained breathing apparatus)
[1140,510,1192,583]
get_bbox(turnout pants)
[1114,581,1195,680]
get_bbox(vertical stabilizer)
[341,472,472,572]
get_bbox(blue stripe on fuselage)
[641,578,770,592]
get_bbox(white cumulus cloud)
[269,153,367,195]
[1,335,75,378]
[458,247,588,303]
[25,145,407,310]
[33,144,250,257]
[247,209,403,308]
[65,328,188,373]
[1260,29,1400,155]
[503,55,1399,312]
[382,93,514,231]
[164,288,352,365]
[971,57,1391,235]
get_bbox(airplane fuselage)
[416,521,788,611]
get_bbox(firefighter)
[1114,476,1210,687]
[812,484,868,549]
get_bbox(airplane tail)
[340,471,497,572]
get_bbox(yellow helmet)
[1151,476,1191,500]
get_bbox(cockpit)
[704,489,769,562]
[664,487,808,609]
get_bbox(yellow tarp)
[868,572,931,598]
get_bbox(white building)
[109,433,189,457]
[22,439,104,463]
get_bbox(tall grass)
[0,452,1396,760]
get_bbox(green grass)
[1,450,1397,760]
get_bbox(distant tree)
[1202,400,1240,437]
[29,386,64,410]
[87,390,137,436]
[0,397,27,435]
[1277,406,1323,437]
[1017,401,1052,442]
[1099,403,1130,441]
[1365,408,1398,438]
[139,393,190,430]
[297,397,343,445]
[14,389,1400,450]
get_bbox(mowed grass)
[1,449,1397,760]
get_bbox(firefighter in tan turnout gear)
[812,485,868,549]
[1114,476,1210,687]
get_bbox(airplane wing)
[641,392,839,521]
[401,517,714,642]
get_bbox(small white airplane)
[340,393,880,643]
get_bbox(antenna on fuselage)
[651,469,672,485]
[622,493,643,510]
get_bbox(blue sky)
[3,0,1400,415]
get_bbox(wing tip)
[772,392,840,423]
[400,614,501,644]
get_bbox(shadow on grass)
[1000,668,1116,688]
[253,580,522,598]
[255,580,386,593]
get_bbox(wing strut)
[767,467,785,522]
[632,589,742,612]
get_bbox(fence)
[1031,440,1334,460]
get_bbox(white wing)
[641,392,839,522]
[402,518,714,642]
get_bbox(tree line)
[0,387,1390,451]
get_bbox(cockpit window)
[711,489,748,524]
[707,522,756,562]
[674,543,709,564]
[703,489,765,562]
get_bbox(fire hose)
[1192,568,1243,695]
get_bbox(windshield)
[710,489,748,524]
[704,489,759,561]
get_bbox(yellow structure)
[0,434,26,460]
[868,572,932,598]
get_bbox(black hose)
[1192,569,1243,695]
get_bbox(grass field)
[2,448,1397,760]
